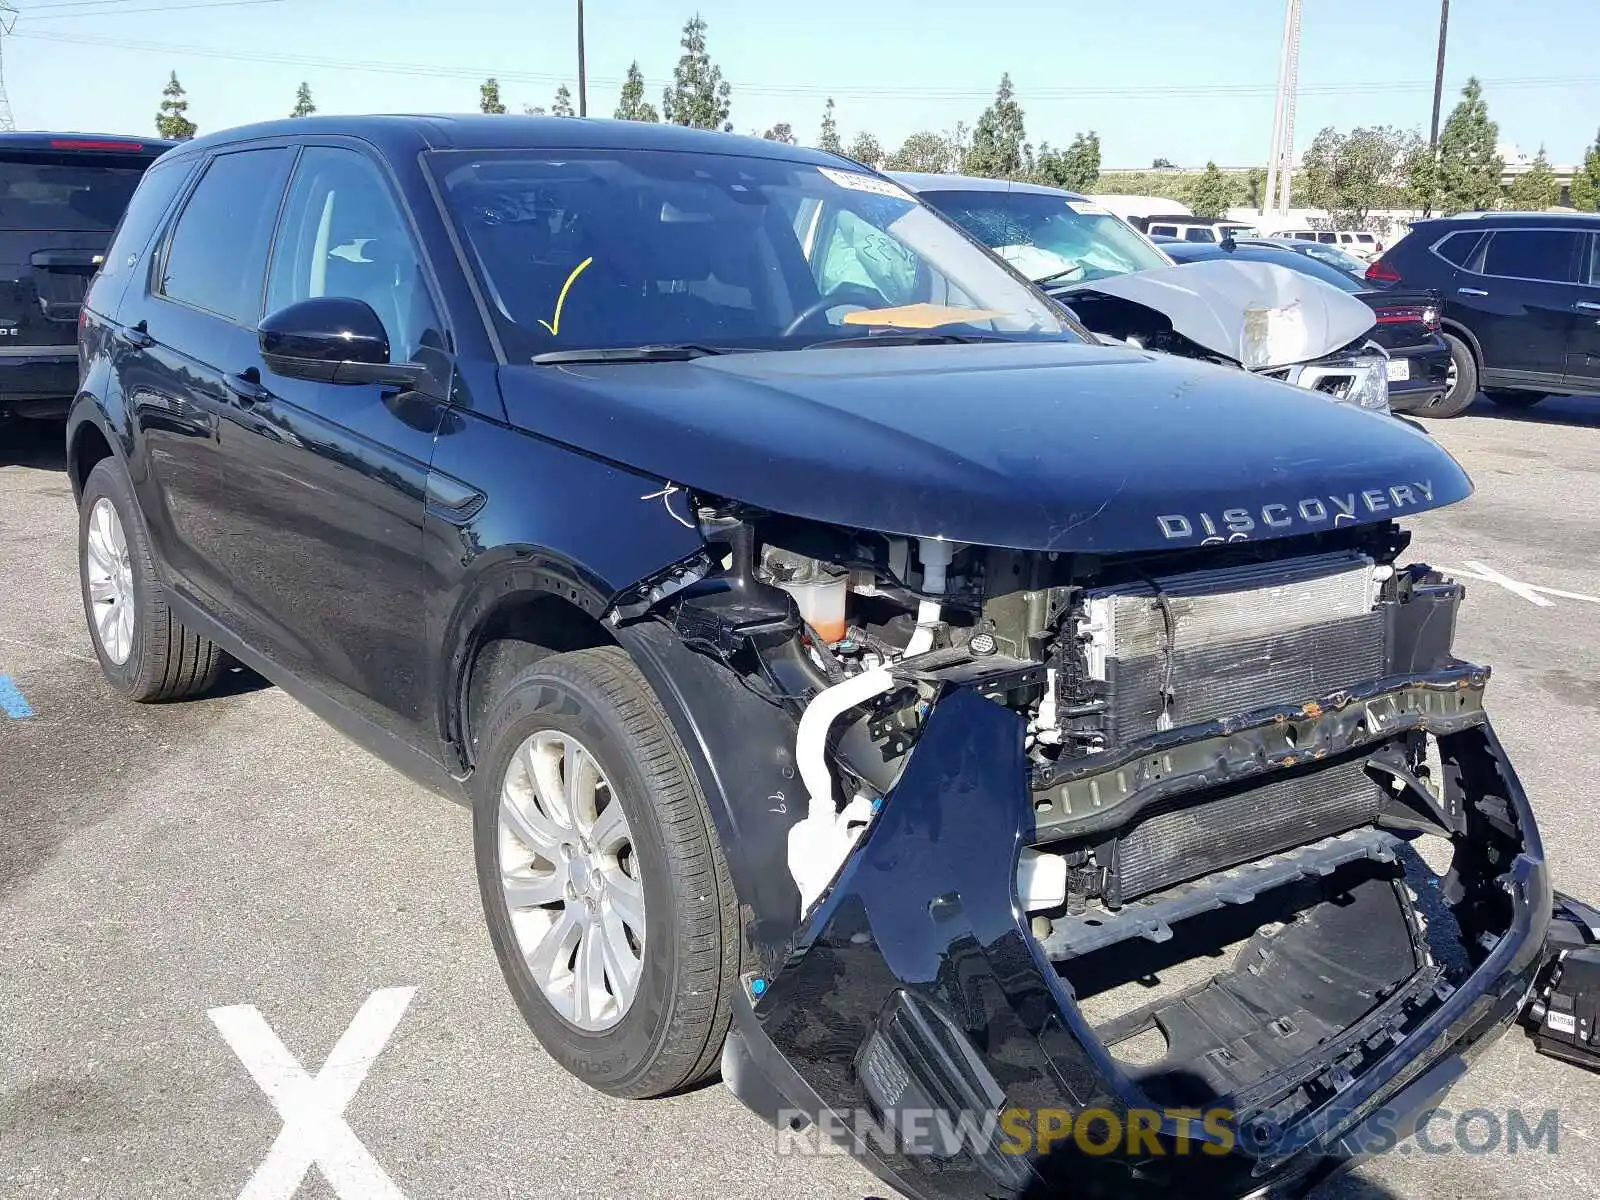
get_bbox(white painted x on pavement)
[209,986,416,1200]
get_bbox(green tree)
[762,122,795,144]
[1571,129,1600,212]
[1404,140,1439,216]
[1300,125,1421,227]
[662,13,731,131]
[290,81,315,119]
[818,96,842,154]
[1151,156,1176,169]
[846,131,883,169]
[155,71,196,141]
[479,77,507,114]
[1034,130,1100,192]
[885,130,952,173]
[1505,145,1559,210]
[1189,161,1233,218]
[551,85,575,118]
[964,73,1027,178]
[1436,77,1503,214]
[1245,166,1266,209]
[614,61,659,122]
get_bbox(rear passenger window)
[160,148,290,322]
[1184,227,1216,243]
[1481,230,1581,283]
[1317,232,1337,244]
[1149,224,1176,237]
[1435,231,1484,266]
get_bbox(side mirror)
[259,296,430,389]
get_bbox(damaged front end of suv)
[574,355,1561,1199]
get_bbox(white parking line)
[1447,562,1600,608]
[209,987,416,1200]
[1459,561,1556,607]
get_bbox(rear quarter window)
[1433,230,1484,266]
[90,157,194,301]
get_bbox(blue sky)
[7,0,1598,167]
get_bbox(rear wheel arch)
[1439,317,1484,370]
[67,413,116,503]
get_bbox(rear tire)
[78,458,225,702]
[1421,332,1479,418]
[472,645,741,1099]
[1482,388,1545,409]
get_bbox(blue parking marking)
[0,676,33,719]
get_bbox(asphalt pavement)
[3,395,1600,1200]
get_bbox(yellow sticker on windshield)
[840,303,1010,329]
[537,256,594,336]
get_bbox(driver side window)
[264,147,443,363]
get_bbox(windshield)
[0,153,149,231]
[913,189,1170,283]
[1293,242,1370,279]
[425,150,1079,359]
[1230,247,1364,293]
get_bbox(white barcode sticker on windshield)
[1066,200,1110,216]
[818,167,912,200]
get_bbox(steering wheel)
[782,284,890,337]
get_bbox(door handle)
[1576,301,1600,313]
[223,370,269,405]
[114,321,154,349]
[1457,287,1488,297]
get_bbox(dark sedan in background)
[1156,235,1453,415]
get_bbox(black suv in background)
[0,133,171,428]
[1366,211,1600,416]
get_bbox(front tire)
[78,458,225,701]
[1483,388,1546,410]
[1421,332,1479,418]
[472,645,740,1099]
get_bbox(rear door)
[114,146,294,613]
[1452,227,1582,387]
[0,142,157,353]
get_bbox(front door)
[211,143,453,743]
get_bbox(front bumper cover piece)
[722,685,1553,1200]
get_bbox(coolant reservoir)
[763,549,849,644]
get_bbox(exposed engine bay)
[614,497,1554,1160]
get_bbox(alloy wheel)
[497,730,646,1031]
[84,497,135,665]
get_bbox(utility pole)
[576,0,587,117]
[1263,0,1302,218]
[1429,0,1451,146]
[1275,0,1302,215]
[0,3,17,133]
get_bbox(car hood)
[1061,259,1378,369]
[497,340,1470,553]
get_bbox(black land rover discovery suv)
[69,115,1571,1200]
[0,133,171,428]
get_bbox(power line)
[8,27,1600,103]
[22,0,282,19]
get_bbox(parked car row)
[52,114,1598,1200]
